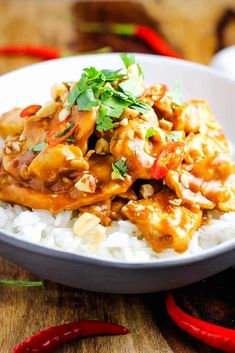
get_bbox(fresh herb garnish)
[120,53,143,78]
[119,77,144,98]
[0,280,44,287]
[76,88,99,111]
[55,122,75,139]
[120,53,136,68]
[30,141,47,152]
[96,106,113,132]
[68,54,150,132]
[129,101,150,114]
[146,127,157,140]
[101,69,125,81]
[103,96,129,118]
[68,74,87,109]
[172,81,183,106]
[112,159,128,180]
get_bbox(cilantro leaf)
[76,88,99,111]
[68,74,87,109]
[101,69,125,82]
[96,105,114,132]
[120,53,136,68]
[172,81,183,106]
[146,127,157,140]
[100,87,113,102]
[112,159,128,180]
[103,96,129,118]
[105,105,125,119]
[113,90,134,104]
[84,67,104,81]
[68,85,80,109]
[30,141,47,152]
[130,101,150,114]
[119,78,144,98]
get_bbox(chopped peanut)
[95,138,110,155]
[73,212,101,237]
[75,174,96,193]
[140,184,154,199]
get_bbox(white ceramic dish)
[210,45,235,80]
[0,53,234,293]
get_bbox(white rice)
[0,200,235,262]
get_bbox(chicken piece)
[164,170,215,209]
[0,108,24,138]
[70,106,97,154]
[110,108,158,179]
[1,102,97,181]
[144,89,228,140]
[27,144,88,182]
[218,175,235,211]
[1,107,66,181]
[143,84,173,119]
[122,189,202,253]
[190,154,231,182]
[118,188,137,200]
[184,133,231,181]
[165,167,231,207]
[0,155,133,212]
[185,133,230,163]
[177,100,223,135]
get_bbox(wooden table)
[0,1,235,352]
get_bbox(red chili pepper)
[153,141,184,179]
[46,118,77,146]
[81,22,182,59]
[20,105,42,118]
[0,45,61,60]
[0,45,112,60]
[166,292,235,353]
[12,320,128,353]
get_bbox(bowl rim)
[0,52,235,268]
[0,227,234,268]
[1,51,235,83]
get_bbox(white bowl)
[210,45,235,80]
[0,53,234,293]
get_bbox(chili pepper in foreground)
[166,292,235,353]
[12,320,129,353]
[81,22,182,59]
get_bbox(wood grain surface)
[1,258,235,353]
[0,1,235,352]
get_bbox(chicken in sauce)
[0,54,234,253]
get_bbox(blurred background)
[1,0,235,75]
